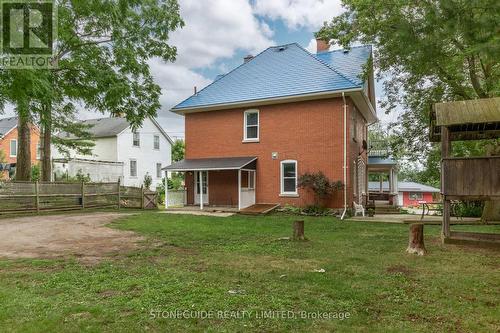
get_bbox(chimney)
[316,37,329,53]
[243,55,254,63]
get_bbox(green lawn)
[0,212,499,332]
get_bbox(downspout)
[340,92,348,220]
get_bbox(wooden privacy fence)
[0,181,158,214]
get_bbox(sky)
[2,0,399,140]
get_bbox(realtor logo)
[0,0,57,69]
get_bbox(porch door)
[194,171,209,205]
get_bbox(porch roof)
[163,156,257,172]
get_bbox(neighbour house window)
[280,160,298,195]
[154,135,160,150]
[409,192,423,201]
[156,163,162,179]
[36,143,41,160]
[244,109,259,141]
[130,160,137,177]
[133,131,140,147]
[9,139,17,157]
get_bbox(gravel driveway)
[0,212,142,263]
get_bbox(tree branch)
[467,56,487,98]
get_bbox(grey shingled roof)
[78,117,130,138]
[163,157,257,171]
[0,117,18,137]
[369,181,440,193]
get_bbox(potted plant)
[367,208,375,217]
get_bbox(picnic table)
[420,201,462,220]
[420,201,442,220]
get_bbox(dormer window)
[243,109,259,142]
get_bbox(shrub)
[297,172,343,206]
[454,201,483,217]
[143,173,153,190]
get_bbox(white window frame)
[9,139,17,157]
[156,163,162,179]
[409,192,423,201]
[36,142,41,160]
[153,135,160,150]
[243,109,259,142]
[280,160,298,196]
[248,171,255,190]
[130,159,138,178]
[132,131,140,147]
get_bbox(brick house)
[164,39,377,212]
[0,117,41,179]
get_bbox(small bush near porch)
[0,213,498,332]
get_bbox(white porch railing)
[166,189,187,208]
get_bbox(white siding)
[52,118,172,189]
[116,118,171,189]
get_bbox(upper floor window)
[133,131,140,147]
[10,139,17,157]
[153,135,160,150]
[244,109,259,141]
[280,160,298,195]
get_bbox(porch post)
[164,170,169,209]
[199,171,204,210]
[238,169,241,210]
[389,168,394,193]
[379,174,383,193]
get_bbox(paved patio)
[348,214,483,224]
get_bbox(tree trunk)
[293,220,305,241]
[16,113,32,181]
[482,201,500,223]
[40,104,52,182]
[406,223,426,256]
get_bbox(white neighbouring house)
[52,117,173,189]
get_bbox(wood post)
[406,223,426,256]
[35,181,40,213]
[117,179,121,210]
[81,181,85,209]
[141,184,145,209]
[293,220,305,241]
[441,126,452,239]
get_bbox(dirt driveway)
[0,212,143,263]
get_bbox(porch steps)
[375,205,401,215]
[240,204,280,215]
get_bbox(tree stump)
[406,223,426,256]
[293,221,305,241]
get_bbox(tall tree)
[172,140,185,162]
[317,0,499,160]
[2,0,184,181]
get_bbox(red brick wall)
[185,98,368,209]
[0,125,40,165]
[403,192,435,207]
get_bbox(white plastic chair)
[353,202,365,217]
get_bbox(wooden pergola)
[430,97,500,246]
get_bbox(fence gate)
[143,191,158,209]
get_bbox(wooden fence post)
[81,181,85,210]
[117,179,121,210]
[141,185,144,209]
[35,181,40,213]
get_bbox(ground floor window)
[280,160,297,195]
[156,163,162,178]
[130,160,137,177]
[409,192,423,200]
